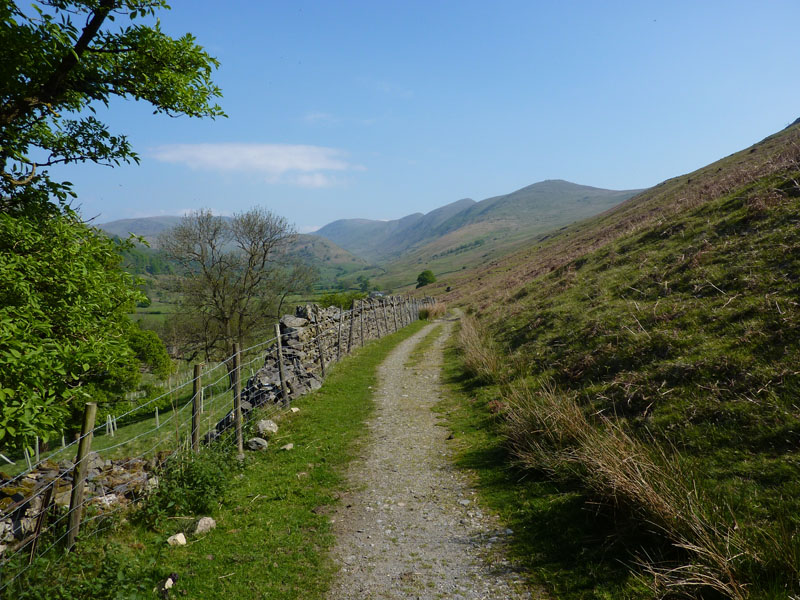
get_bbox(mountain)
[97,217,368,287]
[316,180,640,264]
[429,121,800,596]
[96,216,186,242]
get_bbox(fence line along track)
[0,295,436,594]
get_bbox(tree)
[0,0,224,213]
[0,213,157,450]
[0,2,222,450]
[416,269,436,288]
[159,208,311,362]
[356,275,371,292]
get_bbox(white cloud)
[150,143,363,188]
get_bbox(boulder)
[246,437,268,451]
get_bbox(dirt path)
[326,320,535,600]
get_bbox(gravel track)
[326,320,537,599]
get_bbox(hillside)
[97,216,185,242]
[436,121,800,597]
[98,217,369,287]
[317,180,640,265]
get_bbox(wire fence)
[0,295,435,594]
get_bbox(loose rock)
[256,419,279,436]
[167,533,187,546]
[193,517,216,535]
[246,437,269,451]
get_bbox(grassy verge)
[9,320,427,600]
[405,323,443,368]
[438,326,654,599]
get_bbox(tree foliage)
[159,208,313,362]
[0,1,223,449]
[0,0,224,213]
[0,213,152,449]
[416,269,436,288]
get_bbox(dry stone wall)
[0,296,431,555]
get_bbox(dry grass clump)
[458,314,507,384]
[418,301,447,321]
[504,383,755,599]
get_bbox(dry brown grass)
[457,314,506,384]
[504,383,754,599]
[419,301,447,320]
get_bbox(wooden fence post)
[155,407,159,428]
[337,308,344,361]
[191,363,202,452]
[372,300,381,337]
[233,343,244,459]
[67,402,97,551]
[392,297,399,331]
[382,299,390,335]
[359,300,365,347]
[274,323,290,407]
[347,300,355,353]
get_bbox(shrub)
[138,446,234,527]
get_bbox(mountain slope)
[435,121,800,597]
[316,180,640,264]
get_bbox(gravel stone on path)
[327,320,540,599]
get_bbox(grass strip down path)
[11,320,427,600]
[162,320,428,599]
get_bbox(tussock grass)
[458,314,506,384]
[504,383,759,598]
[418,300,447,321]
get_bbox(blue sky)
[62,1,800,233]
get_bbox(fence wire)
[0,297,432,594]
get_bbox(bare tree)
[159,207,309,362]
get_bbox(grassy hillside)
[441,122,800,597]
[317,180,639,267]
[290,234,369,287]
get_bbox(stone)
[246,437,269,451]
[256,419,279,436]
[458,499,471,506]
[280,443,294,451]
[282,315,309,328]
[167,532,187,546]
[84,452,105,472]
[193,516,216,535]
[290,407,300,414]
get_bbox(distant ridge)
[316,180,641,263]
